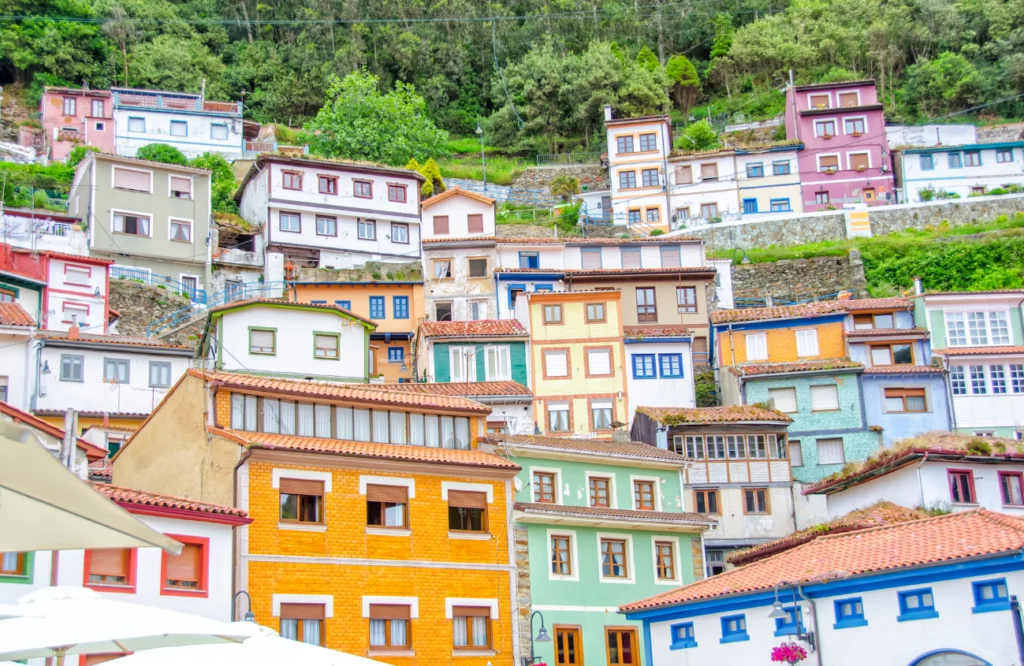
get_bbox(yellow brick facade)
[717,321,846,366]
[244,458,516,666]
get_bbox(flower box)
[822,134,834,139]
[851,131,863,137]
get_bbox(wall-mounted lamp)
[42,361,51,375]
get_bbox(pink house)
[41,87,115,161]
[784,80,895,212]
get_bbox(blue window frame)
[972,578,1010,613]
[310,300,327,304]
[948,153,962,169]
[773,161,791,175]
[534,284,554,291]
[833,597,867,628]
[897,587,938,622]
[770,199,792,212]
[746,163,764,178]
[920,154,935,170]
[669,622,697,650]
[519,252,540,269]
[742,198,758,214]
[393,296,409,319]
[335,300,352,310]
[387,347,404,362]
[774,607,804,636]
[632,354,656,379]
[659,353,683,378]
[507,284,526,308]
[720,614,749,643]
[369,296,385,319]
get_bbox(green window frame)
[313,331,340,360]
[249,327,277,355]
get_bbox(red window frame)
[64,263,93,286]
[317,175,338,195]
[82,548,138,594]
[947,469,977,504]
[159,533,210,598]
[62,301,91,324]
[999,471,1024,506]
[354,179,373,199]
[387,183,407,203]
[281,170,303,190]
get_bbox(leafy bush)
[550,174,581,202]
[675,120,720,152]
[136,143,190,166]
[190,152,239,214]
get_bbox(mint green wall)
[919,296,1024,348]
[513,456,683,510]
[431,341,528,384]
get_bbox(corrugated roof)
[419,320,527,338]
[489,433,688,462]
[635,405,792,424]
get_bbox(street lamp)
[233,590,256,622]
[476,122,487,195]
[767,581,816,651]
[521,610,552,666]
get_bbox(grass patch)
[672,89,787,125]
[437,154,532,186]
[444,136,506,155]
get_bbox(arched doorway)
[909,650,992,666]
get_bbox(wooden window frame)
[543,304,564,324]
[542,348,571,380]
[600,539,630,579]
[0,552,28,577]
[249,327,277,355]
[869,342,915,366]
[546,401,572,433]
[742,488,770,515]
[366,484,410,529]
[654,540,676,581]
[387,183,407,203]
[999,471,1024,506]
[467,257,489,279]
[884,387,927,413]
[585,302,606,323]
[159,534,209,597]
[452,609,492,650]
[589,476,612,508]
[432,258,453,281]
[948,469,977,504]
[605,627,639,666]
[353,179,373,199]
[448,491,489,534]
[636,287,658,323]
[279,478,325,525]
[633,480,655,511]
[676,286,697,314]
[83,548,137,593]
[584,346,613,378]
[280,605,326,646]
[694,488,720,515]
[317,174,338,195]
[551,534,573,576]
[281,170,303,191]
[369,615,410,649]
[533,471,557,504]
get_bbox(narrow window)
[948,469,976,504]
[279,479,324,524]
[600,538,628,578]
[366,484,408,528]
[533,472,556,503]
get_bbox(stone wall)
[512,165,608,197]
[682,194,1024,251]
[109,279,200,346]
[292,260,423,283]
[727,251,868,305]
[514,524,533,657]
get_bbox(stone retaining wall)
[512,165,608,196]
[728,251,868,304]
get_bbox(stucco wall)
[861,374,951,446]
[431,341,528,385]
[625,340,695,423]
[718,319,847,366]
[422,246,498,321]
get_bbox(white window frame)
[806,92,832,109]
[210,123,229,140]
[169,120,188,137]
[629,474,662,512]
[543,349,569,378]
[836,89,862,107]
[449,346,475,383]
[596,532,635,584]
[62,302,89,326]
[111,209,153,238]
[358,219,376,240]
[813,118,839,138]
[168,175,194,199]
[650,535,682,586]
[529,466,562,504]
[484,345,511,381]
[168,217,193,243]
[127,116,146,133]
[584,471,618,509]
[111,166,154,194]
[795,329,819,358]
[843,115,868,135]
[64,264,92,287]
[816,153,842,172]
[745,333,768,361]
[789,441,803,467]
[945,309,1013,346]
[546,401,570,433]
[547,529,579,582]
[846,151,872,170]
[586,347,612,376]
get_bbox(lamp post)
[767,580,816,652]
[521,610,552,666]
[476,122,487,195]
[232,590,256,622]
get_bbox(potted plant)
[855,165,866,172]
[851,131,863,137]
[822,133,834,139]
[824,168,837,175]
[771,642,808,664]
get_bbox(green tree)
[550,174,581,202]
[190,152,238,214]
[666,54,701,114]
[67,145,100,166]
[675,120,720,152]
[135,143,189,165]
[898,52,985,119]
[302,70,449,166]
[636,46,661,72]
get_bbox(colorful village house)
[621,509,1024,666]
[899,140,1024,202]
[915,286,1024,438]
[289,282,424,383]
[0,303,37,410]
[198,299,376,382]
[40,86,115,161]
[712,301,878,485]
[518,288,629,438]
[485,432,713,666]
[602,106,673,231]
[630,406,795,574]
[420,187,498,322]
[411,320,533,435]
[112,369,521,665]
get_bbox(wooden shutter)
[700,163,718,179]
[366,484,408,503]
[113,168,150,191]
[467,214,484,233]
[165,543,201,585]
[581,250,602,270]
[170,176,191,193]
[433,215,449,235]
[452,606,490,617]
[621,249,641,269]
[850,154,869,170]
[839,92,858,107]
[820,155,839,169]
[279,478,324,496]
[674,166,692,184]
[369,604,411,620]
[89,549,129,577]
[660,246,680,268]
[280,603,325,620]
[448,490,487,509]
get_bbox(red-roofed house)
[621,509,1024,666]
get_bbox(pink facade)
[41,88,115,161]
[784,80,895,212]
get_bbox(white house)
[111,88,245,160]
[604,107,674,231]
[198,299,376,382]
[622,508,1024,666]
[39,252,113,333]
[236,155,425,271]
[420,187,498,322]
[900,141,1024,202]
[623,332,697,421]
[805,432,1024,519]
[734,147,805,217]
[668,150,741,224]
[0,303,36,410]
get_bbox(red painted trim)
[82,548,138,594]
[118,502,252,526]
[1000,471,1024,506]
[947,468,977,503]
[63,263,93,277]
[159,533,210,598]
[62,300,92,313]
[103,266,111,333]
[49,287,100,298]
[79,652,127,666]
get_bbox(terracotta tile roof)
[861,364,944,374]
[933,346,1024,356]
[36,330,192,350]
[621,509,1024,612]
[33,409,150,419]
[624,325,694,339]
[711,298,911,325]
[205,298,376,328]
[0,303,35,327]
[489,434,688,462]
[805,432,1024,495]
[840,297,914,311]
[192,370,491,414]
[216,428,520,470]
[422,234,495,245]
[88,458,112,482]
[378,381,531,397]
[635,405,792,424]
[93,483,250,519]
[39,250,114,265]
[731,359,864,377]
[844,327,928,338]
[419,320,527,338]
[727,502,929,566]
[515,502,714,526]
[420,186,496,208]
[0,400,107,459]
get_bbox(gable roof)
[729,359,864,377]
[420,186,496,208]
[93,483,250,522]
[635,405,792,425]
[487,433,687,463]
[204,298,376,328]
[36,329,192,352]
[0,303,35,327]
[710,298,912,325]
[0,400,107,459]
[419,320,527,338]
[621,509,1024,612]
[378,381,531,398]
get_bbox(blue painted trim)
[833,617,869,629]
[910,650,993,666]
[393,295,410,319]
[972,603,1010,614]
[369,296,386,319]
[898,609,939,622]
[719,633,749,644]
[719,614,748,643]
[659,353,685,378]
[625,337,693,344]
[897,587,938,622]
[632,353,657,379]
[712,313,847,332]
[770,198,792,213]
[971,577,1010,613]
[734,144,805,154]
[832,597,867,629]
[669,622,697,650]
[642,615,654,666]
[335,300,352,309]
[535,284,554,291]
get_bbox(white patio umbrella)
[104,623,387,666]
[0,587,251,662]
[0,420,181,553]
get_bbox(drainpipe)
[231,447,253,621]
[915,453,930,509]
[797,584,824,666]
[31,337,44,412]
[940,355,957,432]
[663,118,673,228]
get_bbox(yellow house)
[112,369,520,666]
[713,301,850,367]
[524,289,628,437]
[290,281,425,383]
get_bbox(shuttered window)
[819,155,840,171]
[587,348,611,376]
[621,248,642,269]
[660,246,680,268]
[164,542,204,592]
[675,165,692,184]
[448,490,487,532]
[700,163,718,180]
[279,478,324,524]
[280,604,325,646]
[452,607,492,649]
[433,215,449,235]
[369,604,410,648]
[87,549,132,587]
[816,438,845,465]
[113,167,150,192]
[468,214,484,233]
[849,153,870,170]
[581,248,602,269]
[367,484,409,528]
[544,350,568,377]
[170,176,192,199]
[249,329,275,354]
[809,384,839,411]
[767,387,798,413]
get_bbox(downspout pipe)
[231,446,253,621]
[797,584,824,666]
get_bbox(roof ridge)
[813,507,994,541]
[98,482,238,510]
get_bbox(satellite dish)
[513,477,524,492]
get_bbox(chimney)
[67,325,80,340]
[604,104,613,122]
[913,276,923,295]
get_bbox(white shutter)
[810,385,840,411]
[871,348,892,365]
[621,248,642,269]
[250,329,274,352]
[455,417,470,450]
[409,413,425,446]
[545,350,568,377]
[353,409,371,442]
[768,388,797,413]
[170,176,191,195]
[745,333,767,361]
[425,415,440,448]
[816,438,845,465]
[587,349,610,375]
[486,346,510,381]
[245,395,258,431]
[581,249,602,269]
[263,399,280,433]
[231,394,245,429]
[372,410,390,443]
[796,329,819,357]
[660,246,681,268]
[336,406,354,439]
[315,404,332,437]
[297,403,314,436]
[789,441,803,467]
[113,167,150,191]
[441,416,455,449]
[390,412,407,444]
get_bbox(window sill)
[448,531,491,541]
[598,577,635,585]
[369,650,415,658]
[278,522,327,532]
[452,650,496,657]
[367,527,411,537]
[897,610,939,622]
[160,587,209,598]
[972,602,1011,614]
[720,633,750,644]
[774,627,804,637]
[670,640,698,651]
[85,583,136,594]
[833,618,868,629]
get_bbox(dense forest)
[2,0,1023,154]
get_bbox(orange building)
[112,369,521,666]
[290,281,425,383]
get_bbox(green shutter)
[434,343,451,382]
[510,342,528,386]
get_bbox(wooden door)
[605,627,638,666]
[555,626,583,666]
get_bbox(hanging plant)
[771,642,808,664]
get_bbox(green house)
[415,320,530,384]
[487,433,712,666]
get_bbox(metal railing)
[535,152,602,166]
[145,280,289,338]
[112,268,208,303]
